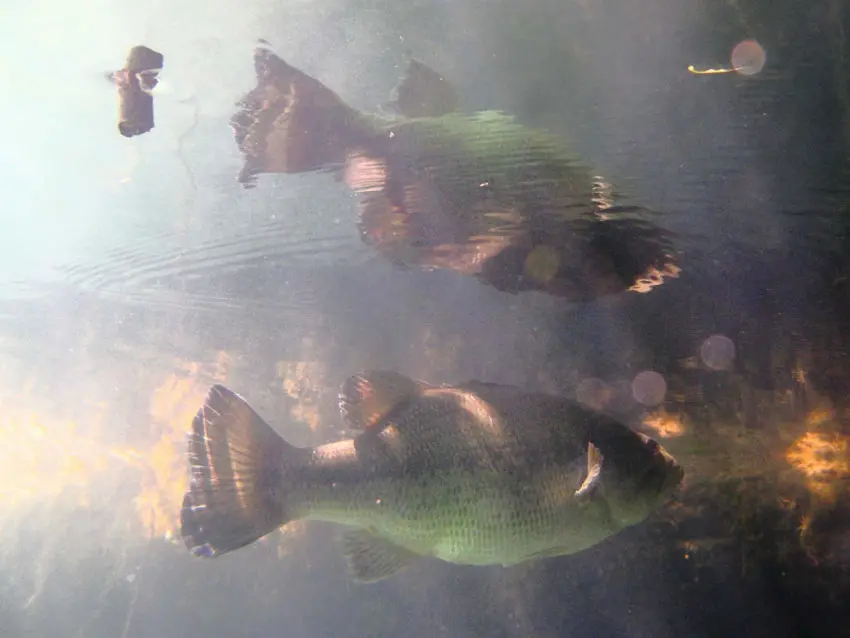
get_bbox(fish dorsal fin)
[342,528,421,583]
[339,371,422,430]
[390,58,460,119]
[574,442,604,501]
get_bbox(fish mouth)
[662,463,686,495]
[632,433,684,498]
[651,460,685,500]
[636,454,684,501]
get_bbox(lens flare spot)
[731,40,766,76]
[699,334,736,371]
[632,370,667,407]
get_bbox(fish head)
[594,430,684,528]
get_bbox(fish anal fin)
[339,370,422,430]
[574,442,604,502]
[342,529,420,583]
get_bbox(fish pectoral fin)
[339,370,423,430]
[574,442,604,502]
[341,529,421,583]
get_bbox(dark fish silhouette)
[180,371,684,582]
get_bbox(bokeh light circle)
[632,370,667,407]
[576,378,611,411]
[700,334,736,370]
[731,40,766,76]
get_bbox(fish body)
[229,44,679,301]
[181,371,683,582]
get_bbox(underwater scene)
[0,1,848,636]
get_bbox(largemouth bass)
[229,43,680,301]
[180,371,683,582]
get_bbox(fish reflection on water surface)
[180,371,683,582]
[229,42,680,302]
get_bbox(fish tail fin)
[180,385,307,558]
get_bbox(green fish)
[180,371,684,582]
[229,43,680,302]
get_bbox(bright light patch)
[786,431,849,502]
[688,40,766,76]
